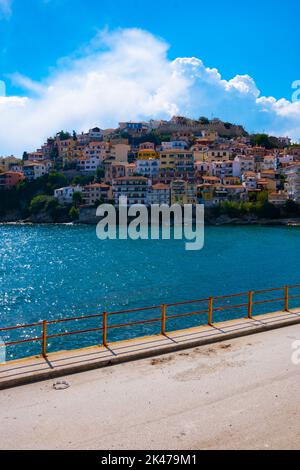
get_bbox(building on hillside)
[78,156,102,173]
[112,176,150,206]
[104,161,127,181]
[56,138,77,159]
[139,142,155,151]
[0,156,22,172]
[284,147,300,159]
[23,162,49,180]
[242,172,257,191]
[119,121,147,134]
[222,176,241,186]
[0,171,25,189]
[82,183,112,206]
[205,149,232,162]
[87,127,104,141]
[161,141,188,150]
[84,142,109,161]
[284,165,300,202]
[147,183,170,205]
[137,149,159,160]
[110,143,131,163]
[170,180,197,205]
[268,192,288,206]
[136,158,160,178]
[262,155,277,171]
[159,150,194,180]
[202,176,222,185]
[233,156,255,177]
[256,178,277,193]
[211,160,234,179]
[27,151,44,161]
[54,185,83,204]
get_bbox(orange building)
[0,171,25,189]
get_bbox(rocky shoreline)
[1,214,300,227]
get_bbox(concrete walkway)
[0,309,300,390]
[0,322,300,450]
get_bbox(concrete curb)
[1,314,300,390]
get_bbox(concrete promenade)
[0,321,299,450]
[0,309,300,390]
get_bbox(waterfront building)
[285,165,300,202]
[268,192,288,206]
[147,184,170,205]
[82,183,112,206]
[170,180,197,205]
[112,176,150,206]
[54,185,83,204]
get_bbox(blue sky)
[1,0,300,154]
[1,0,299,99]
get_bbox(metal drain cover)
[53,381,70,390]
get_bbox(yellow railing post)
[248,291,253,319]
[208,297,213,326]
[284,286,289,312]
[161,304,167,336]
[42,320,47,358]
[103,311,108,347]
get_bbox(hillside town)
[0,116,300,222]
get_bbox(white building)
[136,158,160,177]
[54,185,83,204]
[211,160,233,179]
[285,165,300,202]
[87,127,103,141]
[242,172,258,191]
[147,184,170,205]
[78,156,102,173]
[161,141,188,150]
[23,162,49,181]
[233,156,255,177]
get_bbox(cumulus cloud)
[1,27,300,156]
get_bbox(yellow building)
[137,149,159,160]
[159,150,176,169]
[170,180,197,205]
[110,143,131,163]
[0,156,22,172]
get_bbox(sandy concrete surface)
[0,324,300,450]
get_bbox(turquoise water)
[0,224,299,360]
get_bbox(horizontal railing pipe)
[1,283,299,360]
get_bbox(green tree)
[199,116,209,125]
[29,195,53,214]
[69,206,79,220]
[57,131,71,141]
[72,191,83,208]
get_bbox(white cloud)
[0,0,12,19]
[1,27,300,156]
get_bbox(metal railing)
[0,283,300,360]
